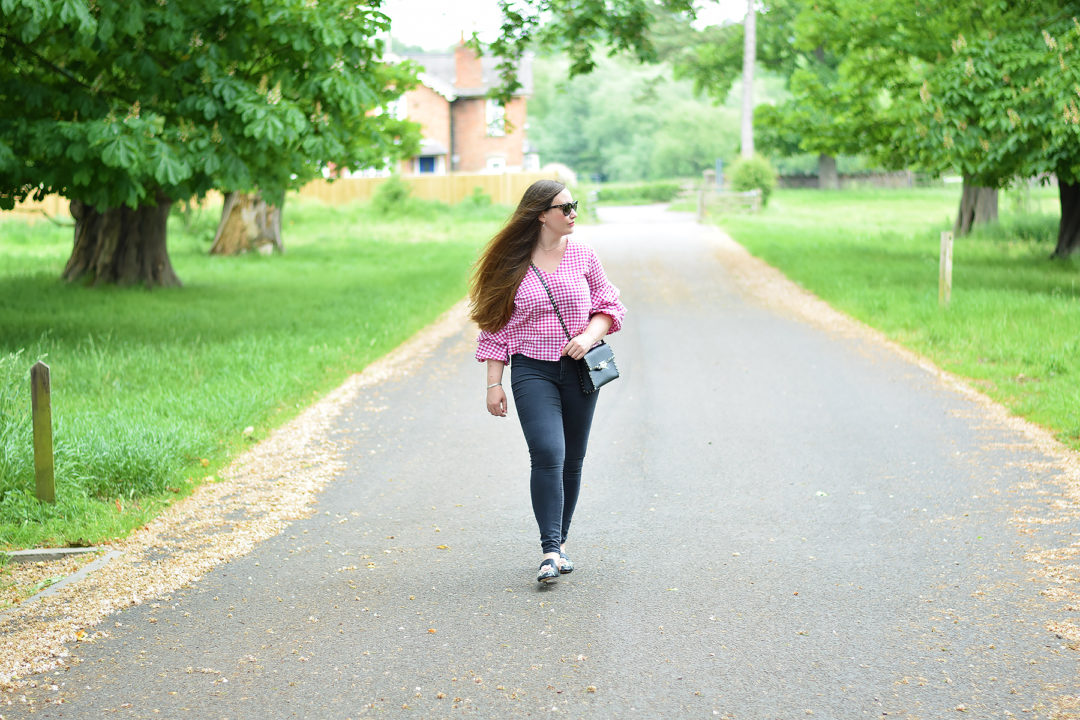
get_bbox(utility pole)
[741,0,756,158]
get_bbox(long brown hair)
[469,179,565,332]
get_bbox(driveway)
[5,204,1078,718]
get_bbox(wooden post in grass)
[30,361,55,503]
[698,169,716,223]
[939,231,954,307]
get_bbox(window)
[485,99,506,137]
[417,156,436,174]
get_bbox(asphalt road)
[8,205,1079,718]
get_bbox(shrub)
[460,186,493,209]
[594,180,684,205]
[371,175,413,215]
[730,154,778,207]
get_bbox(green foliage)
[0,197,507,547]
[716,186,1080,449]
[656,0,1080,192]
[669,20,746,101]
[665,0,881,165]
[900,8,1080,185]
[528,54,750,181]
[593,180,684,204]
[367,176,502,220]
[754,103,805,159]
[783,1,1080,186]
[482,0,696,102]
[669,0,801,102]
[370,174,413,215]
[491,0,1080,202]
[729,154,777,206]
[0,0,420,211]
[461,186,493,209]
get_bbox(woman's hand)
[562,333,596,360]
[487,385,507,417]
[563,315,612,359]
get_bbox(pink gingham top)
[476,240,626,365]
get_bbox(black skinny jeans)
[510,354,599,555]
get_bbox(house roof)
[417,71,457,102]
[401,51,533,98]
[418,139,449,156]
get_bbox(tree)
[491,0,1080,253]
[210,191,282,256]
[526,53,739,182]
[914,7,1080,255]
[670,1,863,189]
[484,0,696,103]
[812,1,1080,246]
[793,0,1008,231]
[1043,15,1080,256]
[673,0,1008,216]
[0,0,418,286]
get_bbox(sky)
[383,0,747,51]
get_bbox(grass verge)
[0,196,506,548]
[712,186,1080,450]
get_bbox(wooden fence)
[296,170,560,206]
[3,193,72,224]
[0,170,563,224]
[697,187,762,219]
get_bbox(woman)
[469,179,626,584]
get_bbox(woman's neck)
[536,230,564,253]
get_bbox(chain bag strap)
[529,263,619,394]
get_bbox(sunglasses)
[546,200,578,216]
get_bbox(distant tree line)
[490,0,1080,255]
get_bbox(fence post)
[939,231,954,307]
[698,169,716,222]
[31,361,56,503]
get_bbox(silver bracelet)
[487,382,502,389]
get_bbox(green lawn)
[711,186,1080,450]
[0,196,506,548]
[5,185,1075,547]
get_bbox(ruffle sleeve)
[476,302,528,364]
[584,248,626,334]
[476,326,510,364]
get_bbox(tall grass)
[0,197,507,547]
[714,186,1080,449]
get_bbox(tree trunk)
[63,196,181,287]
[210,191,283,256]
[740,0,755,158]
[1051,180,1080,258]
[818,153,838,190]
[953,177,998,236]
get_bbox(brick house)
[396,43,536,174]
